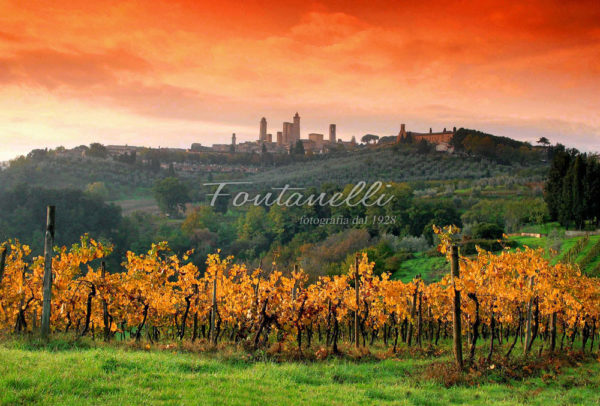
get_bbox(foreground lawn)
[1,342,599,405]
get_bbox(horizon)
[1,0,599,160]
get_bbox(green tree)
[294,140,305,155]
[361,134,379,144]
[85,182,110,201]
[537,137,550,147]
[87,143,108,158]
[182,205,218,234]
[153,177,190,216]
[416,139,431,154]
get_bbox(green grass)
[554,237,585,264]
[1,340,599,405]
[574,235,600,263]
[508,234,598,266]
[510,236,548,250]
[392,253,447,283]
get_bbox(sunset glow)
[1,0,599,159]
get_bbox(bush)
[472,223,504,240]
[461,239,516,255]
[397,235,430,252]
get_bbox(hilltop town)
[0,114,460,172]
[210,113,456,154]
[83,114,456,161]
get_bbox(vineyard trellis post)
[450,244,463,369]
[41,205,55,339]
[210,270,217,345]
[292,264,298,313]
[0,244,7,287]
[101,261,110,341]
[524,275,535,354]
[354,253,360,349]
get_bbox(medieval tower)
[396,123,406,142]
[292,112,300,143]
[283,122,293,145]
[259,117,267,142]
[329,124,336,143]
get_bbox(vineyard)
[1,225,599,367]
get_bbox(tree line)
[545,145,600,229]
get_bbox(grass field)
[509,231,600,275]
[392,253,447,283]
[1,339,599,406]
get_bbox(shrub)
[397,235,430,252]
[472,223,504,240]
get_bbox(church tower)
[292,112,300,142]
[259,117,267,142]
[232,133,236,146]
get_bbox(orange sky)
[0,0,599,159]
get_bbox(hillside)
[0,144,548,200]
[0,155,158,199]
[224,147,545,189]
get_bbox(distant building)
[106,145,142,156]
[212,144,231,153]
[435,142,455,153]
[308,133,324,150]
[397,123,455,144]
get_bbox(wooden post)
[292,264,298,313]
[354,253,360,348]
[101,261,110,341]
[210,273,217,344]
[549,312,557,352]
[450,245,463,369]
[41,205,55,339]
[417,291,423,347]
[524,276,535,354]
[0,245,7,287]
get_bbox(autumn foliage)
[0,227,599,360]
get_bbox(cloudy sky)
[0,0,599,160]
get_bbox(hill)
[245,147,546,188]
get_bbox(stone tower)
[232,133,236,146]
[329,124,336,143]
[259,117,267,142]
[283,122,293,145]
[292,112,300,143]
[397,123,406,143]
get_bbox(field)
[1,339,599,406]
